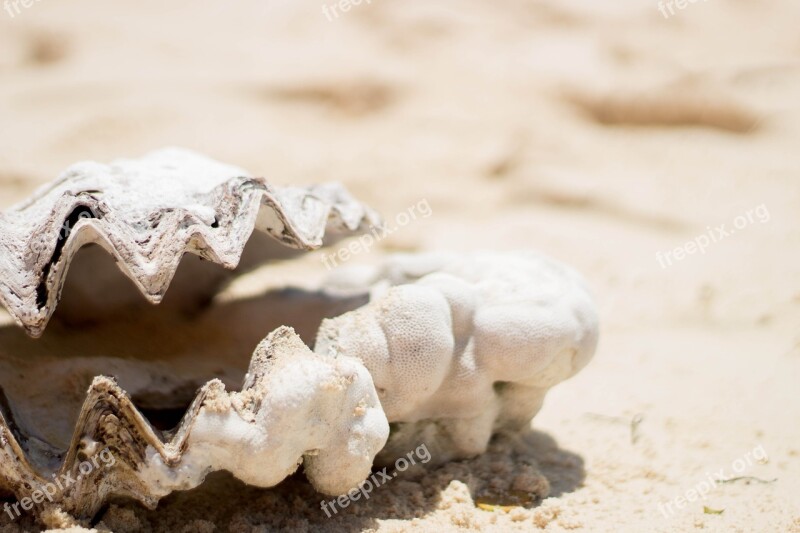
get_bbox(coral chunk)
[315,251,599,463]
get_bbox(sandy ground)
[1,0,799,531]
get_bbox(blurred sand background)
[1,0,799,531]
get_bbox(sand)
[0,0,799,531]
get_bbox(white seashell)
[0,326,388,519]
[0,150,598,524]
[0,148,380,337]
[0,149,386,523]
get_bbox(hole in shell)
[36,205,99,309]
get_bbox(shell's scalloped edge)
[0,148,382,337]
[0,326,389,520]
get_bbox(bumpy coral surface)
[315,251,599,463]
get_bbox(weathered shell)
[0,327,388,520]
[0,150,599,526]
[0,148,380,337]
[0,149,385,525]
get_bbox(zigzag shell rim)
[0,149,382,337]
[0,326,386,519]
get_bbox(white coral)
[315,251,599,462]
[134,327,390,499]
